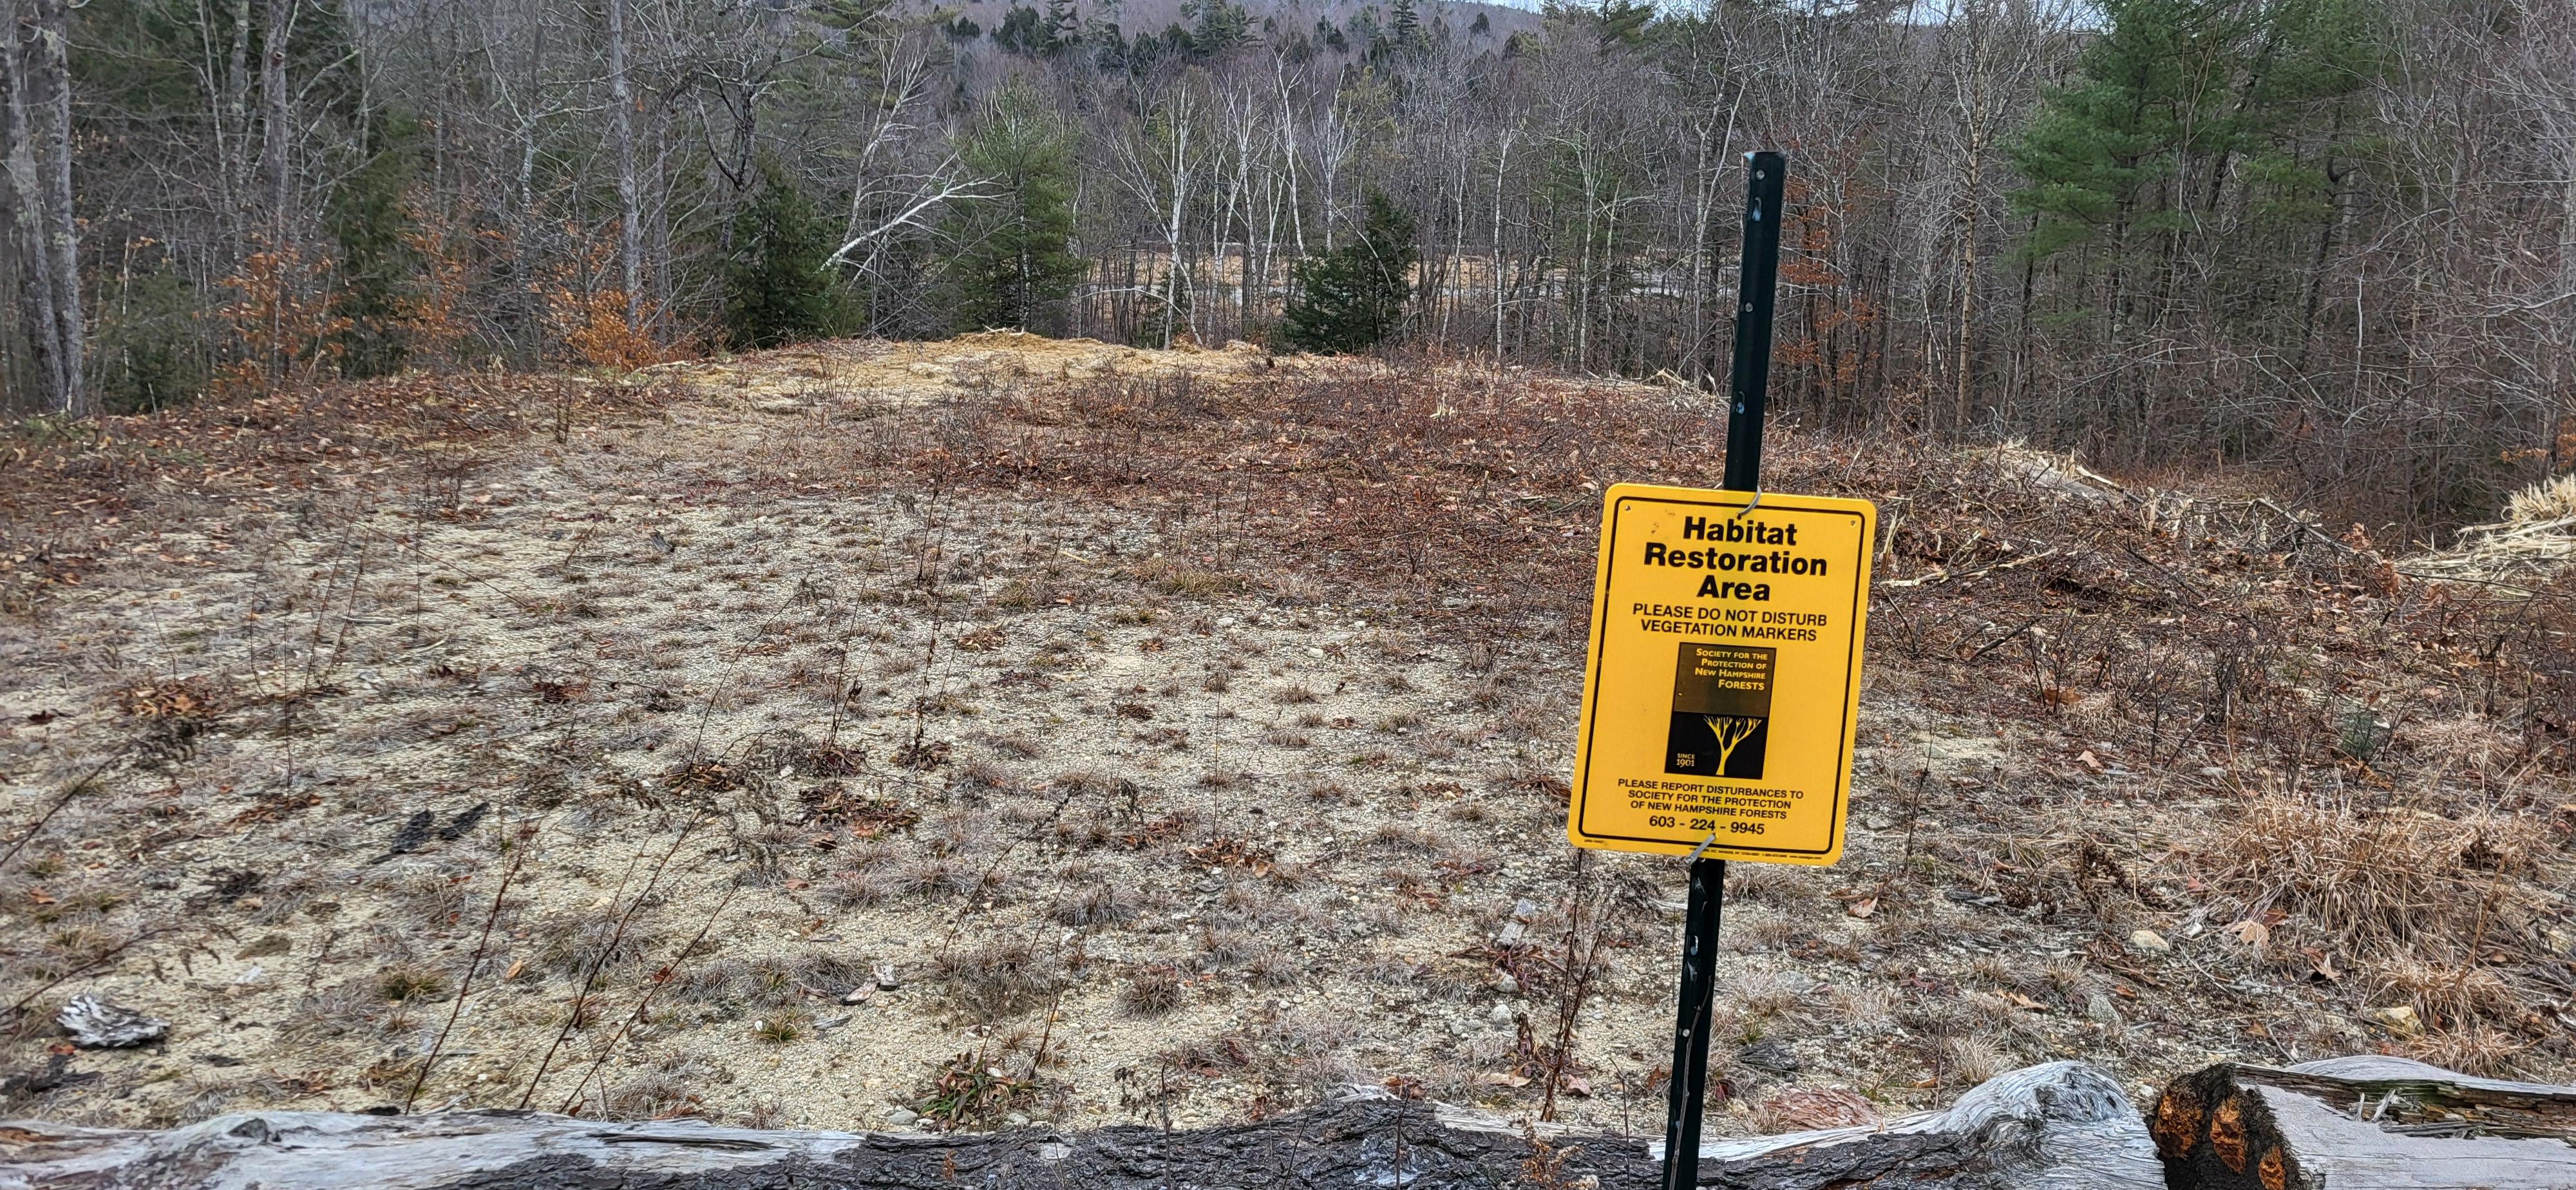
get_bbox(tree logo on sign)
[1667,643,1774,779]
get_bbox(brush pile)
[2404,474,2576,595]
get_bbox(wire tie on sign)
[1732,491,1763,520]
[1685,831,1721,864]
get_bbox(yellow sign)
[1566,484,1875,865]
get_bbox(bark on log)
[1670,1059,2161,1189]
[0,1061,2161,1190]
[2152,1055,2576,1189]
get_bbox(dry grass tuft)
[929,936,1067,1018]
[1748,1086,1881,1133]
[2406,1023,2530,1078]
[2197,795,2552,954]
[1132,557,1239,598]
[1245,947,1302,988]
[1824,983,1897,1032]
[752,1009,813,1044]
[375,963,450,1003]
[536,907,665,978]
[1933,1035,2008,1088]
[895,855,985,902]
[2456,813,2553,877]
[1049,882,1147,927]
[2365,951,2517,1030]
[1121,963,1186,1017]
[822,867,898,907]
[2407,715,2515,777]
[596,1050,723,1120]
[1725,970,1809,1020]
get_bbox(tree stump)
[2151,1055,2576,1189]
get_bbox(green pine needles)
[2008,0,2378,266]
[724,164,853,350]
[1281,188,1416,354]
[2003,0,2380,354]
[941,82,1084,334]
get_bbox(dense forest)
[3,0,2573,531]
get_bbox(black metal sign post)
[1660,149,1786,1190]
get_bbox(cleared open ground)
[2,334,2570,1135]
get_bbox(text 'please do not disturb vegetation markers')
[1566,484,1875,865]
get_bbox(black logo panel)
[1665,643,1773,779]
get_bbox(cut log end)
[2152,1059,2576,1190]
[2158,1074,2297,1190]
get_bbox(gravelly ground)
[3,335,2566,1137]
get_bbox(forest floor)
[3,332,2574,1137]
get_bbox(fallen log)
[2152,1055,2576,1189]
[1669,1059,2160,1189]
[0,1061,2159,1189]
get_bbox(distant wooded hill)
[917,0,1540,63]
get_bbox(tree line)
[4,0,2573,531]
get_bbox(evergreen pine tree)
[1041,0,1082,55]
[1281,188,1416,353]
[1089,20,1130,69]
[1594,0,1651,47]
[724,164,851,349]
[811,0,891,35]
[2002,0,2381,412]
[1385,0,1422,55]
[992,5,1045,53]
[327,112,424,379]
[940,82,1084,333]
[1139,22,1193,64]
[2006,0,2240,263]
[1086,0,1129,65]
[1186,0,1250,55]
[2226,0,2378,255]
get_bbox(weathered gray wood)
[53,994,169,1050]
[2153,1057,2576,1189]
[1680,1059,2161,1189]
[0,1062,2161,1190]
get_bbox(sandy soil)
[3,334,2570,1136]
